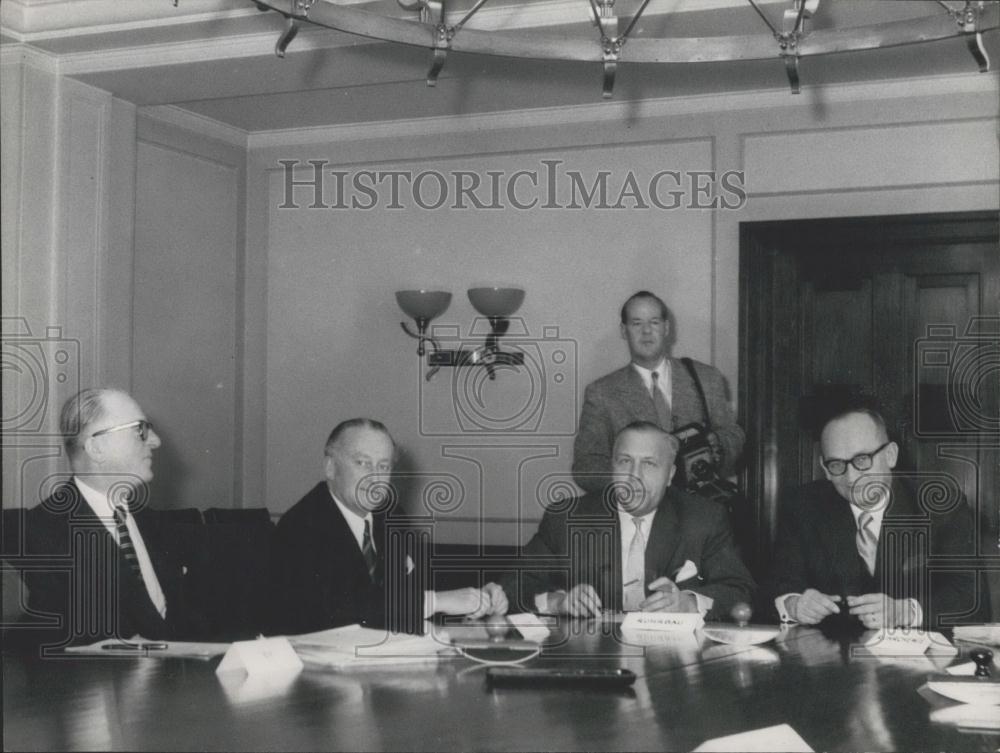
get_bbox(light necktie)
[651,371,672,431]
[362,519,378,584]
[856,511,878,575]
[112,505,143,580]
[623,517,646,611]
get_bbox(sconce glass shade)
[395,290,452,322]
[467,287,525,318]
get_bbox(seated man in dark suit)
[271,418,507,635]
[22,388,204,647]
[511,422,754,618]
[767,407,978,630]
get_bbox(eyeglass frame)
[90,420,154,442]
[821,441,892,477]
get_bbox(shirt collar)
[617,506,658,530]
[631,357,668,381]
[328,486,374,529]
[849,486,891,528]
[73,476,117,520]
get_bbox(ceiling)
[2,0,998,133]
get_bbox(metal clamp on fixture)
[948,0,991,72]
[400,0,491,87]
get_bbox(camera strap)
[680,357,712,430]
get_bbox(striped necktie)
[112,505,143,579]
[651,371,672,431]
[362,519,378,584]
[623,517,646,611]
[856,511,878,575]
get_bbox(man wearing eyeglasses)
[270,418,508,635]
[22,388,202,646]
[768,407,977,630]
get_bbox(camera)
[672,423,719,490]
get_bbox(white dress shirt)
[74,476,167,618]
[329,488,375,553]
[631,358,672,408]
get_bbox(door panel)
[741,212,999,616]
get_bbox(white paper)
[952,624,1000,646]
[865,629,932,655]
[289,624,449,668]
[506,613,551,642]
[621,611,704,632]
[693,723,813,752]
[216,636,303,677]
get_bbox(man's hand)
[433,587,492,619]
[787,589,841,625]
[639,577,697,613]
[482,582,509,617]
[847,593,913,629]
[549,584,602,617]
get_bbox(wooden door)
[740,212,999,616]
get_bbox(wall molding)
[247,72,1000,150]
[141,104,249,150]
[0,43,60,75]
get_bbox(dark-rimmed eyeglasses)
[821,441,891,476]
[91,420,154,442]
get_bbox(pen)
[101,642,168,651]
[623,579,639,587]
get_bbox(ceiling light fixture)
[247,0,996,98]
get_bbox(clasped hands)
[788,589,913,628]
[551,578,698,617]
[433,582,509,619]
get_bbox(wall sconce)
[396,286,526,380]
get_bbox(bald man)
[768,408,979,630]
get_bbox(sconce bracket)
[428,349,525,368]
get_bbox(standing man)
[24,388,202,646]
[572,291,744,493]
[767,407,978,629]
[271,418,508,635]
[513,422,754,618]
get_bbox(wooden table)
[3,620,998,751]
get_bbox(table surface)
[3,620,998,752]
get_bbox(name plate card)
[621,611,704,633]
[865,629,956,656]
[216,636,304,678]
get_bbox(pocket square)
[405,555,415,575]
[674,560,700,584]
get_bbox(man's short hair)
[822,406,890,443]
[614,420,681,457]
[620,291,669,325]
[61,388,114,460]
[324,418,394,457]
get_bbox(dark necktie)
[362,519,378,583]
[651,371,672,431]
[112,505,143,579]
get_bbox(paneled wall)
[248,74,999,544]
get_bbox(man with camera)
[512,422,754,617]
[572,291,745,494]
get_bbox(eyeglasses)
[821,441,891,476]
[91,420,154,442]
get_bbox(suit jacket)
[572,359,745,493]
[766,479,980,629]
[22,481,201,647]
[511,488,755,620]
[270,482,427,636]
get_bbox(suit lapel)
[646,493,683,583]
[617,366,659,424]
[813,484,868,591]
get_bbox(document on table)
[63,638,231,659]
[289,624,456,669]
[693,723,813,752]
